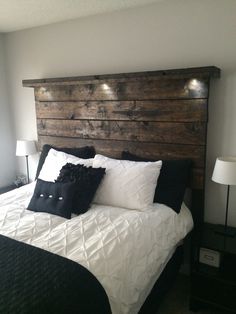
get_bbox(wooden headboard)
[23,66,220,225]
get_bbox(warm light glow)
[188,79,201,89]
[102,83,110,90]
[101,83,114,98]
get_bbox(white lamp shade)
[16,140,37,156]
[212,156,236,185]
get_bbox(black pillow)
[56,163,106,215]
[121,151,192,213]
[35,144,96,179]
[27,179,76,219]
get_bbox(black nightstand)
[190,223,236,313]
[0,184,17,195]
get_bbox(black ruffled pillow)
[27,179,76,219]
[121,151,192,213]
[56,163,106,214]
[35,144,96,179]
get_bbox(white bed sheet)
[0,182,193,314]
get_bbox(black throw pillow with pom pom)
[56,163,106,215]
[28,179,76,219]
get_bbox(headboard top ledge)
[23,66,220,87]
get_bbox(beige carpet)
[157,275,225,314]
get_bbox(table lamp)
[16,140,37,184]
[212,156,236,237]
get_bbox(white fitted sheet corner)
[0,182,193,314]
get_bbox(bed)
[0,182,192,313]
[0,66,220,313]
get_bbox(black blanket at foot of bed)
[0,235,111,314]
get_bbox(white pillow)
[93,154,162,210]
[38,148,93,182]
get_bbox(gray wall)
[0,34,15,187]
[4,0,236,225]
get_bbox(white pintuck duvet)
[0,182,193,314]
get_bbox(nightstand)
[0,184,17,195]
[190,223,236,313]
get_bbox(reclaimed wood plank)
[36,99,207,122]
[38,135,204,189]
[37,119,206,145]
[38,135,205,168]
[34,77,209,101]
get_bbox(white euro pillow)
[93,154,162,210]
[38,148,93,182]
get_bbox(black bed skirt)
[139,245,184,314]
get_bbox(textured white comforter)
[0,182,193,314]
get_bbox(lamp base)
[214,225,236,238]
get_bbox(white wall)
[0,34,15,187]
[4,0,236,225]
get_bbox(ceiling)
[0,0,163,33]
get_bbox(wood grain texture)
[38,135,204,189]
[37,119,206,145]
[38,135,205,167]
[36,99,207,122]
[34,77,209,101]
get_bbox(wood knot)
[69,113,75,120]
